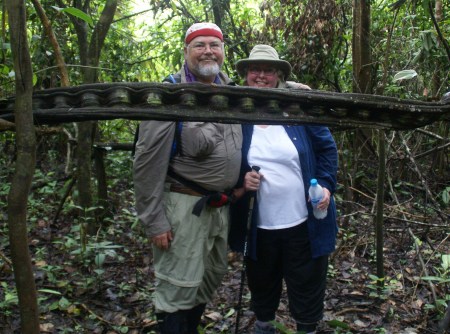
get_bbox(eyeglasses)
[248,66,278,76]
[189,42,223,52]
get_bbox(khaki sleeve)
[133,120,175,237]
[179,122,223,157]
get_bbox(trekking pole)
[235,165,260,334]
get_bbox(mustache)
[199,57,217,61]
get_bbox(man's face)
[246,64,279,88]
[184,36,224,81]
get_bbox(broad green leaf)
[52,6,94,26]
[58,297,71,310]
[51,6,63,12]
[422,276,450,283]
[327,319,350,329]
[38,289,62,295]
[420,31,435,52]
[393,70,417,82]
[95,253,106,267]
[441,187,450,204]
[48,301,60,311]
[442,254,450,270]
[224,308,235,318]
[94,269,105,275]
[0,65,9,74]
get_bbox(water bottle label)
[311,197,322,206]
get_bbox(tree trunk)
[351,0,374,197]
[352,0,371,94]
[431,0,443,98]
[66,0,118,234]
[353,0,386,281]
[30,0,70,87]
[432,0,448,179]
[5,0,39,332]
[212,0,229,28]
[76,120,94,211]
[93,145,111,221]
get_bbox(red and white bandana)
[185,22,223,44]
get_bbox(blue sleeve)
[305,126,338,194]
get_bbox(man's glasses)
[189,42,223,52]
[248,66,278,76]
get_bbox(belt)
[169,182,233,217]
[169,183,203,197]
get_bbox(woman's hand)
[316,187,331,210]
[244,170,262,192]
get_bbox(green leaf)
[51,6,63,12]
[38,289,62,295]
[441,187,450,204]
[442,254,450,270]
[0,65,8,74]
[48,301,60,311]
[95,253,106,267]
[393,70,417,82]
[52,6,94,26]
[327,319,350,329]
[224,308,235,318]
[422,276,450,283]
[420,31,435,52]
[58,297,71,310]
[94,269,105,275]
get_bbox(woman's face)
[246,63,279,88]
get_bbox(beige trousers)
[153,191,229,313]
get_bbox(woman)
[230,45,338,334]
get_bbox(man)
[133,23,242,334]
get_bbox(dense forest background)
[0,0,449,333]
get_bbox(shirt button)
[293,137,297,140]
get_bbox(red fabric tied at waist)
[207,193,230,207]
[192,192,233,216]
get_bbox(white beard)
[197,62,220,77]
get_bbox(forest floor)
[0,155,449,334]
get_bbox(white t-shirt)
[248,125,308,230]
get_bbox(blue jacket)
[229,124,338,259]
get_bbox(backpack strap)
[163,73,183,158]
[171,121,183,158]
[163,73,182,84]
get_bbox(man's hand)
[152,231,173,250]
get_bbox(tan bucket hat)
[235,44,292,78]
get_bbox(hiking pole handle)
[247,166,260,228]
[251,165,261,173]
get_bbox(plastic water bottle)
[309,178,327,219]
